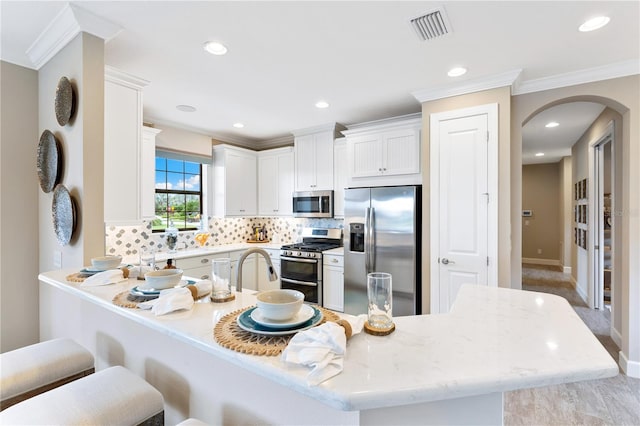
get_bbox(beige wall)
[522,162,561,262]
[155,123,212,157]
[0,61,40,352]
[38,33,105,273]
[420,86,511,313]
[559,156,572,271]
[511,74,639,375]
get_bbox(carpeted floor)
[503,264,640,425]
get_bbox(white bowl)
[91,255,122,270]
[142,269,184,290]
[256,289,304,321]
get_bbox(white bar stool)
[0,338,95,410]
[0,366,164,425]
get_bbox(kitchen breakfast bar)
[38,270,617,425]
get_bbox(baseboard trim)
[562,266,571,274]
[611,326,622,349]
[569,275,578,290]
[522,258,560,266]
[619,351,640,378]
[575,279,588,304]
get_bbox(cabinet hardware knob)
[332,258,338,263]
[201,258,209,264]
[202,274,209,279]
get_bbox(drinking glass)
[367,272,393,329]
[211,258,231,300]
[138,247,156,280]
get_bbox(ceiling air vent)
[410,7,451,41]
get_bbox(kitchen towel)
[80,270,127,287]
[281,314,366,385]
[138,287,194,316]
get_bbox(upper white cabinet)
[213,145,257,217]
[333,138,348,217]
[258,147,294,216]
[293,124,344,191]
[141,126,162,220]
[104,67,150,224]
[342,114,422,188]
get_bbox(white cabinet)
[258,147,294,216]
[323,253,344,312]
[293,124,343,191]
[333,138,348,217]
[343,114,422,187]
[213,145,257,217]
[104,67,149,224]
[230,250,258,291]
[257,248,281,291]
[174,252,229,280]
[141,126,162,220]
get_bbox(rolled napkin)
[187,279,212,299]
[138,287,194,316]
[281,314,367,385]
[80,269,127,287]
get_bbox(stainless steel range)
[280,228,342,305]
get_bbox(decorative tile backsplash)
[105,217,344,259]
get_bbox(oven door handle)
[281,278,318,287]
[280,256,318,264]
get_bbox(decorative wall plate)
[37,130,61,193]
[52,184,76,246]
[55,76,74,126]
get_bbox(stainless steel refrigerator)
[344,185,421,316]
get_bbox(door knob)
[441,258,455,265]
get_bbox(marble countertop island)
[38,269,617,425]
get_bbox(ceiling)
[1,1,638,158]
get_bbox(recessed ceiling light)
[545,121,560,128]
[233,122,244,128]
[535,152,545,157]
[176,104,196,112]
[203,41,228,55]
[315,101,329,109]
[447,67,467,77]
[579,16,610,32]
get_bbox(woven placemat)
[112,290,154,308]
[66,272,88,282]
[214,306,339,356]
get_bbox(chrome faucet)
[236,248,278,293]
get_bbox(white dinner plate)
[250,304,315,329]
[130,280,195,296]
[237,306,323,336]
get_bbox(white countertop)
[38,271,618,411]
[323,247,344,256]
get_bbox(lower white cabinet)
[323,253,344,312]
[174,252,230,281]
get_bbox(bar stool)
[0,366,164,425]
[1,338,95,410]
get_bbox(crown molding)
[105,66,149,89]
[291,122,346,138]
[412,69,522,103]
[513,59,640,95]
[255,134,295,150]
[26,3,122,70]
[342,112,422,135]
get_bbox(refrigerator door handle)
[369,207,376,271]
[365,207,371,273]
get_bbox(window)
[154,156,202,232]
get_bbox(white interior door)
[430,104,498,313]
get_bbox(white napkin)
[81,270,127,287]
[281,314,367,385]
[138,287,194,316]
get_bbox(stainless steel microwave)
[292,190,333,218]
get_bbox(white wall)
[38,33,105,272]
[0,61,40,352]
